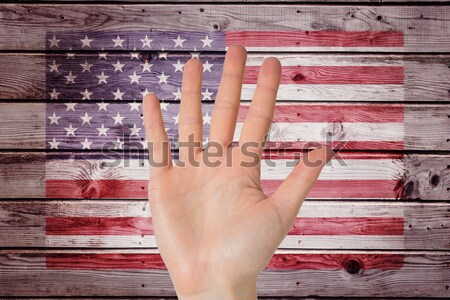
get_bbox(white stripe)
[234,122,405,142]
[230,46,405,52]
[245,55,404,67]
[242,84,405,101]
[42,201,405,218]
[45,235,403,249]
[45,158,404,181]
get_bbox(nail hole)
[200,8,204,12]
[376,15,382,20]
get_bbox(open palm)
[142,45,334,299]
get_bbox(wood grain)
[0,5,449,52]
[0,54,449,101]
[0,250,448,297]
[0,200,448,250]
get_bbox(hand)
[142,45,334,300]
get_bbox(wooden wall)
[0,1,449,299]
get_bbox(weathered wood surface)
[0,200,448,250]
[0,250,448,297]
[1,5,450,52]
[1,53,450,101]
[0,152,449,200]
[0,102,449,150]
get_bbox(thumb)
[269,146,335,235]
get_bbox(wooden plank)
[0,250,448,297]
[1,4,450,52]
[0,152,449,200]
[0,103,449,150]
[1,53,450,101]
[0,200,448,250]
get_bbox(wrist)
[175,279,257,300]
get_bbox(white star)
[129,101,141,111]
[96,71,109,84]
[97,123,109,136]
[97,102,109,111]
[80,60,93,73]
[172,87,182,100]
[130,48,140,60]
[201,35,214,48]
[80,137,93,149]
[64,123,77,136]
[203,60,214,72]
[112,60,125,72]
[112,112,125,125]
[160,102,169,111]
[158,50,168,60]
[202,88,214,100]
[157,71,169,84]
[80,35,93,48]
[48,35,60,48]
[48,59,60,73]
[140,35,153,48]
[140,61,153,73]
[65,103,76,111]
[203,112,211,124]
[80,112,93,125]
[112,35,125,48]
[114,137,124,150]
[66,47,75,59]
[140,88,151,99]
[190,51,200,59]
[172,60,184,72]
[80,88,93,100]
[112,88,125,100]
[48,138,60,149]
[65,71,77,84]
[129,71,141,84]
[173,112,180,124]
[172,35,186,48]
[140,138,148,150]
[98,47,108,60]
[49,88,60,100]
[48,112,61,125]
[129,124,141,136]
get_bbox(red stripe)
[244,66,404,84]
[238,104,404,123]
[262,179,400,199]
[46,179,400,199]
[45,253,403,270]
[226,31,404,47]
[45,217,403,236]
[46,217,152,235]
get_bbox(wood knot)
[344,259,362,274]
[402,180,415,198]
[293,73,305,81]
[430,174,440,187]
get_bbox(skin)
[142,45,334,300]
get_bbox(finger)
[238,57,281,156]
[269,146,335,235]
[179,58,203,163]
[209,44,247,146]
[143,92,172,177]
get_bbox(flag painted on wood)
[45,103,405,150]
[45,30,405,102]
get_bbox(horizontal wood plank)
[0,152,449,200]
[0,102,449,150]
[0,200,448,250]
[0,250,448,297]
[1,4,449,52]
[1,54,449,101]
